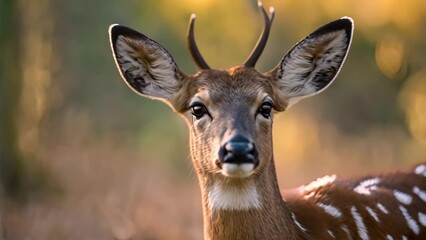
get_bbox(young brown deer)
[109,2,426,239]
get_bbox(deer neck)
[195,157,302,240]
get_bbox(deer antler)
[243,2,275,68]
[187,14,210,69]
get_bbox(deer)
[108,2,426,239]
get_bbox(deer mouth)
[220,163,256,178]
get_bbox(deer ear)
[109,24,185,102]
[272,17,353,107]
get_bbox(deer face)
[109,3,353,209]
[183,68,276,179]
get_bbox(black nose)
[218,135,259,166]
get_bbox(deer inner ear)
[109,24,185,101]
[271,18,353,108]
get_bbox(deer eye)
[190,103,209,119]
[258,101,273,119]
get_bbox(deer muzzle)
[217,135,259,177]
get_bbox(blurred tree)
[0,0,57,199]
[0,0,25,197]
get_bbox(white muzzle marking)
[221,163,255,178]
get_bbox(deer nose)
[218,135,259,166]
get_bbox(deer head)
[109,2,353,237]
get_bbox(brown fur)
[285,168,426,239]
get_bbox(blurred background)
[1,0,426,239]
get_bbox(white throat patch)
[208,180,261,211]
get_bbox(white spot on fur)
[394,190,413,205]
[303,175,336,192]
[317,203,342,218]
[385,235,393,240]
[327,229,335,238]
[365,206,380,222]
[415,164,426,177]
[354,178,380,195]
[304,191,315,199]
[413,186,426,202]
[291,212,307,232]
[418,212,426,226]
[377,203,389,214]
[351,206,369,240]
[399,205,420,235]
[402,236,408,240]
[208,180,261,211]
[341,225,353,240]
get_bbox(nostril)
[219,136,258,165]
[225,142,253,155]
[249,144,258,157]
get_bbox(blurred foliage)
[0,0,23,196]
[0,0,426,239]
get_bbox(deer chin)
[221,163,255,178]
[208,174,262,211]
